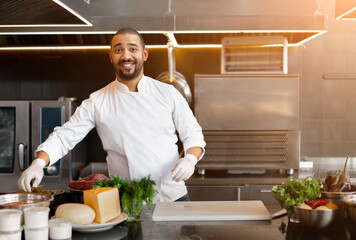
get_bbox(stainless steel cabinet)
[187,186,248,201]
[187,184,277,205]
[247,185,278,205]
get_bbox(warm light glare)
[336,6,356,20]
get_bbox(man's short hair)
[111,28,145,49]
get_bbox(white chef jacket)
[36,75,206,202]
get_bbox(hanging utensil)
[156,42,192,106]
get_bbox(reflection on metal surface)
[194,74,299,130]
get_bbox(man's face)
[109,33,148,81]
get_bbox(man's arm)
[185,146,203,162]
[36,151,50,166]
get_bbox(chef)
[17,27,206,202]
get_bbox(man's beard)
[116,60,143,81]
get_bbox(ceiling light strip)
[0,24,90,28]
[178,44,221,48]
[0,45,169,50]
[52,0,93,26]
[0,31,117,35]
[339,18,356,20]
[296,30,327,46]
[0,43,305,50]
[172,30,326,34]
[0,30,324,35]
[336,6,356,20]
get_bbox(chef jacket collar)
[115,75,148,93]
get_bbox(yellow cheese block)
[83,187,121,224]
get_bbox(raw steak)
[68,173,110,190]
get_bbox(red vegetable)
[309,199,328,209]
[4,201,27,206]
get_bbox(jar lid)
[23,225,48,230]
[23,206,50,214]
[0,209,22,217]
[49,218,72,227]
[0,226,23,234]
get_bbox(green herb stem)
[91,175,156,222]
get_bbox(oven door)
[0,101,30,193]
[31,100,74,189]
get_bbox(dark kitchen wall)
[0,48,221,162]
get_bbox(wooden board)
[152,200,271,222]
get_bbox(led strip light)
[0,30,326,50]
[336,6,356,20]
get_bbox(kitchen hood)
[0,0,327,49]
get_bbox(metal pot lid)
[155,41,192,106]
[156,71,192,106]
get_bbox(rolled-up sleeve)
[36,97,96,166]
[170,86,206,160]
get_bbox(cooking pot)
[156,42,192,106]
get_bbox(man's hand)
[171,154,198,182]
[17,158,46,192]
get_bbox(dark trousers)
[175,193,190,201]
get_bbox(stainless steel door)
[0,101,30,193]
[194,74,299,130]
[31,100,73,189]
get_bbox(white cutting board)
[152,200,271,221]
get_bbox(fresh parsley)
[272,176,322,211]
[91,175,156,222]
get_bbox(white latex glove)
[170,154,198,182]
[17,158,46,192]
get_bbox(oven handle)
[18,143,27,171]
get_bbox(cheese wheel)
[55,203,95,225]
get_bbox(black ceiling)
[0,0,81,25]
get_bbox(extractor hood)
[0,0,328,49]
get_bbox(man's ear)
[143,48,149,61]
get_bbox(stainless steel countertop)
[72,204,286,240]
[71,203,356,240]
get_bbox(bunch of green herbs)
[91,175,156,222]
[272,176,322,211]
